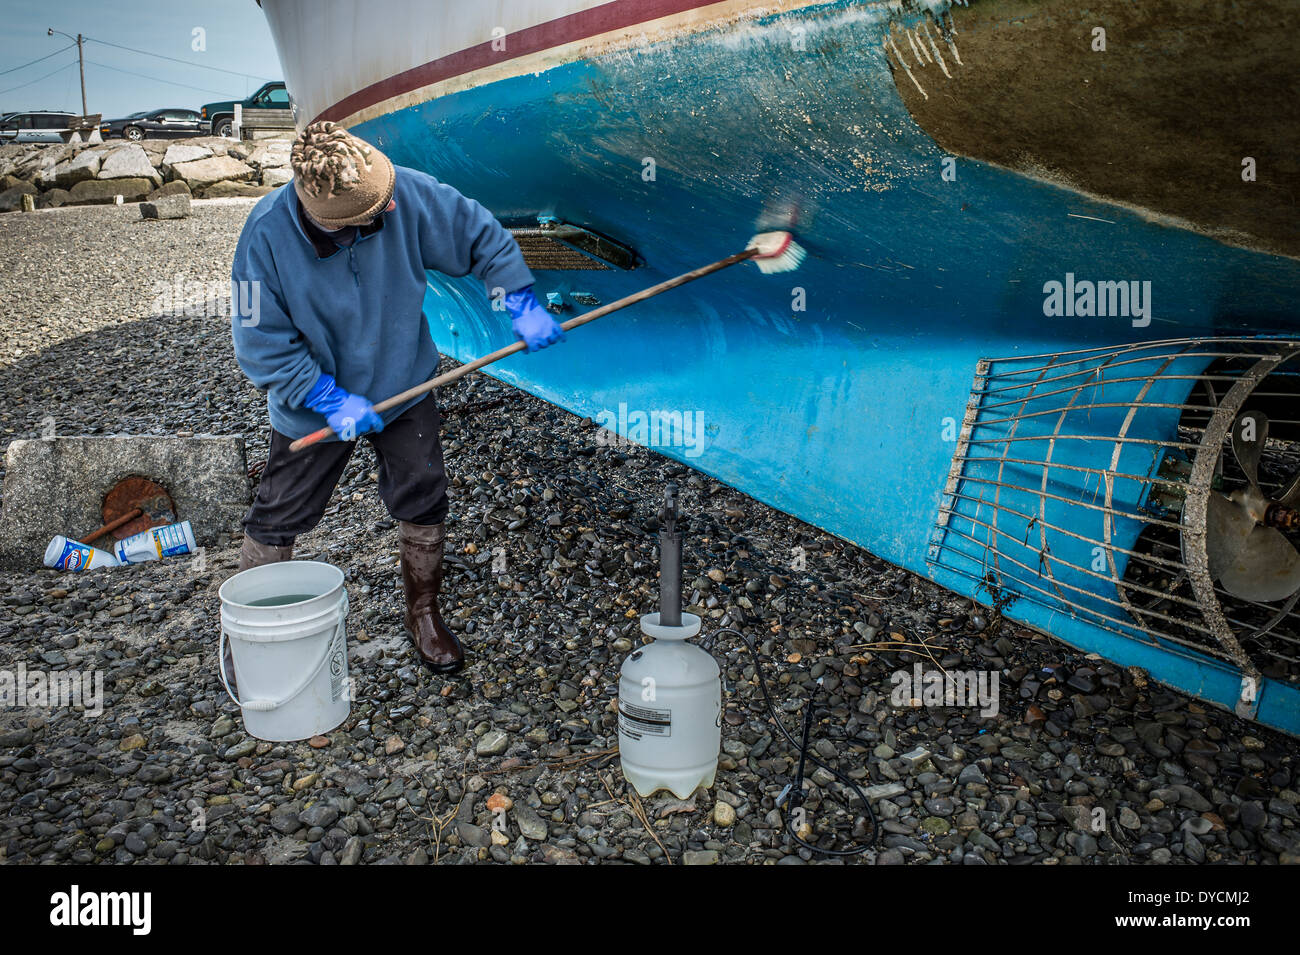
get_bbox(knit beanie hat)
[290,121,395,229]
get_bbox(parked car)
[199,81,290,138]
[0,110,77,143]
[100,108,206,141]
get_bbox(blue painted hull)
[328,2,1300,731]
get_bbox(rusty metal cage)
[927,338,1300,688]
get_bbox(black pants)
[243,394,448,547]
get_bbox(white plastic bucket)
[217,561,350,742]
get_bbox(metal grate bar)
[941,477,1187,534]
[978,374,1239,411]
[951,454,1183,489]
[944,488,1192,577]
[972,400,1223,429]
[927,554,1235,663]
[939,521,1208,629]
[511,232,612,271]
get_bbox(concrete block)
[140,194,192,220]
[0,436,250,569]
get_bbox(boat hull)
[261,0,1300,732]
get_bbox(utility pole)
[76,34,86,117]
[47,28,87,116]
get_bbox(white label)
[619,701,671,740]
[328,625,347,702]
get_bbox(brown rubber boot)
[237,536,294,572]
[227,536,295,692]
[398,521,463,673]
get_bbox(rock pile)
[0,137,293,212]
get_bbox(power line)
[4,30,270,109]
[81,35,274,82]
[0,42,76,76]
[85,60,234,98]
[0,59,77,98]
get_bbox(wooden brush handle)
[79,508,143,546]
[288,247,758,453]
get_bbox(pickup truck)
[199,81,291,138]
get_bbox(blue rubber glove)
[506,286,565,352]
[304,372,384,441]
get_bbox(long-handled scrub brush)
[289,231,806,452]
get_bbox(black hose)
[713,627,878,857]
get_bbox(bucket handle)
[219,595,349,712]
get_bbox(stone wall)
[0,137,293,212]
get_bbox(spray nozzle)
[659,483,678,534]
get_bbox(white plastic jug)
[618,611,721,799]
[44,535,120,571]
[113,520,197,564]
[217,561,350,742]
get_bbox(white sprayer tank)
[618,611,721,799]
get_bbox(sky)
[1,0,283,119]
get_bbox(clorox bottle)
[618,485,721,799]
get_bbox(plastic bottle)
[44,536,121,571]
[113,520,197,564]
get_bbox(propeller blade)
[1231,410,1269,489]
[1201,492,1256,580]
[1218,526,1300,603]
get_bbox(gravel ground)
[0,200,1296,866]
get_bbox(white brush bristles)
[747,231,807,273]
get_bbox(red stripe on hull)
[317,0,732,123]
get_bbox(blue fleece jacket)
[230,164,534,439]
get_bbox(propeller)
[1201,411,1300,602]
